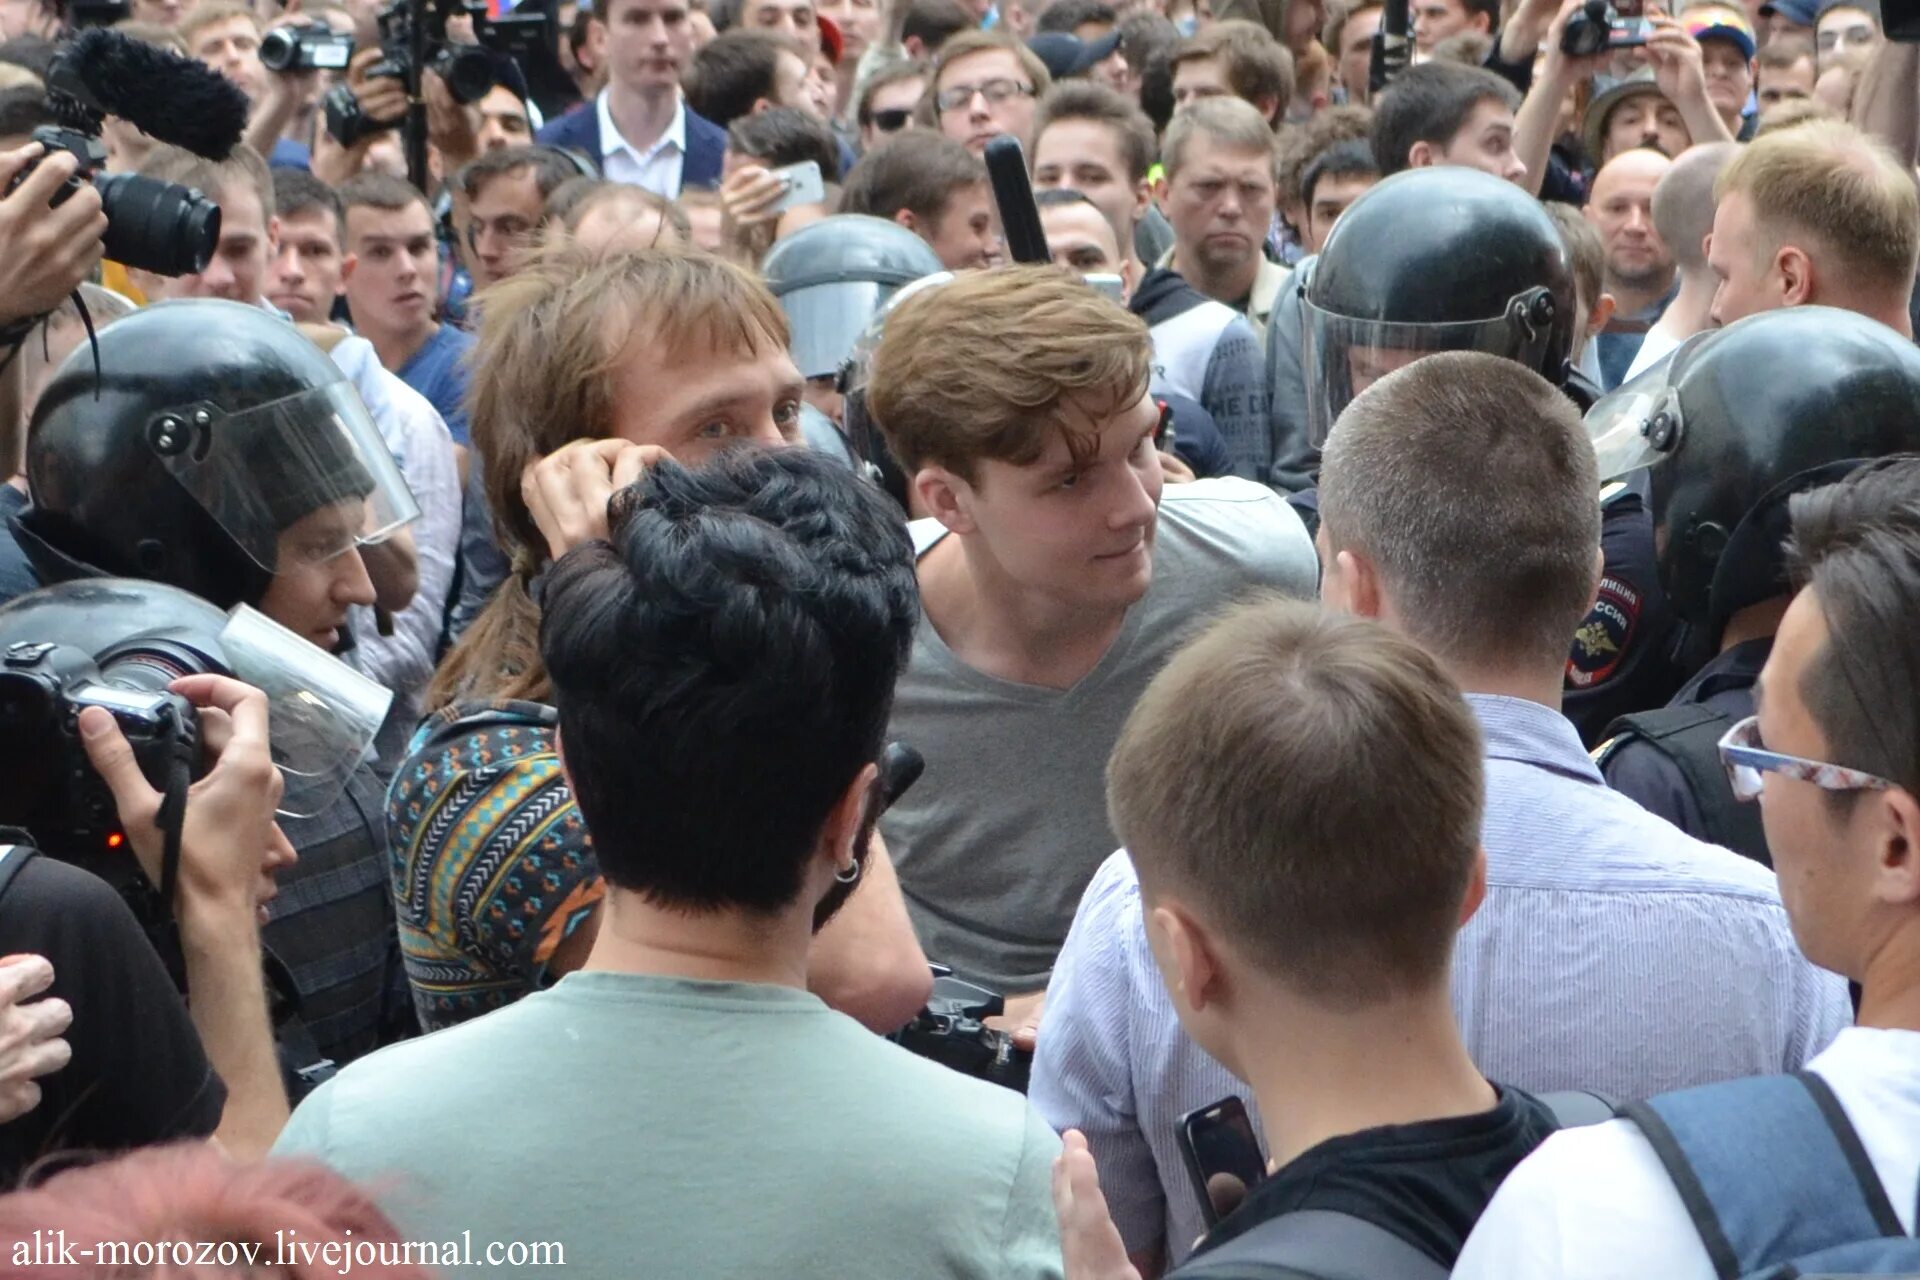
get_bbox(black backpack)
[1169,1090,1619,1280]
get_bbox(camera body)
[0,641,201,851]
[260,24,356,72]
[890,969,1033,1093]
[9,125,221,277]
[1561,0,1652,54]
[324,0,555,146]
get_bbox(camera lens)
[259,25,298,70]
[92,172,223,278]
[434,44,498,105]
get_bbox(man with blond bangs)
[391,244,932,1040]
[866,265,1317,1030]
[1707,119,1918,334]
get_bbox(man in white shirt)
[536,0,728,194]
[1456,456,1920,1279]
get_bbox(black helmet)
[1586,307,1920,635]
[21,300,417,611]
[761,215,946,381]
[1301,167,1577,443]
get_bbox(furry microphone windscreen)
[50,30,250,160]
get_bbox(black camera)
[260,24,357,72]
[7,126,221,277]
[1562,0,1652,54]
[324,0,554,146]
[891,969,1034,1093]
[0,640,201,905]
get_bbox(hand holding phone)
[768,160,825,214]
[1177,1095,1268,1227]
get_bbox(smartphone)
[1608,16,1655,45]
[1084,273,1125,302]
[769,161,825,213]
[1177,1096,1268,1227]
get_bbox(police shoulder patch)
[1566,574,1643,690]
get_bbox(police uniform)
[1563,473,1688,745]
[1594,637,1771,864]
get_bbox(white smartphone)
[769,160,826,213]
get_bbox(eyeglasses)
[935,78,1035,113]
[1817,23,1877,49]
[871,107,913,132]
[1716,715,1895,802]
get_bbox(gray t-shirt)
[883,478,1319,993]
[274,972,1064,1280]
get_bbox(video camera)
[260,24,357,73]
[891,968,1034,1093]
[324,0,555,147]
[1561,0,1653,55]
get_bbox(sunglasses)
[1716,715,1895,802]
[871,107,913,132]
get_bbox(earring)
[834,859,861,885]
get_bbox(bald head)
[1587,148,1674,293]
[1654,142,1737,273]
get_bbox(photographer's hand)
[1053,1131,1144,1280]
[0,955,72,1124]
[425,70,481,176]
[243,24,323,162]
[0,144,107,330]
[80,675,291,1156]
[522,439,668,561]
[1645,12,1735,142]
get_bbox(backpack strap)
[1601,704,1770,864]
[0,843,38,905]
[1172,1210,1449,1280]
[1623,1071,1903,1280]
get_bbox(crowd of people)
[0,0,1914,1271]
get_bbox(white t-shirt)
[1453,1026,1920,1279]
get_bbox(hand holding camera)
[78,674,293,930]
[0,143,106,331]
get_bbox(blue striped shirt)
[1028,694,1852,1263]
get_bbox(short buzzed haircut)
[273,167,345,235]
[1319,351,1602,674]
[1109,598,1485,1008]
[1653,141,1737,272]
[1370,60,1520,176]
[1717,120,1920,290]
[1038,0,1117,32]
[1786,455,1920,798]
[0,85,54,142]
[457,144,580,204]
[337,170,431,220]
[901,0,974,54]
[1169,19,1294,122]
[138,141,272,224]
[685,28,800,128]
[840,129,984,223]
[1034,80,1157,184]
[1162,93,1275,179]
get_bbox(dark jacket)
[535,97,727,192]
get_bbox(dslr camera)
[260,24,357,72]
[324,0,553,147]
[891,968,1034,1093]
[1561,0,1653,54]
[7,128,221,278]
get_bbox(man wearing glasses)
[1595,308,1920,867]
[457,146,582,293]
[1454,451,1920,1280]
[927,30,1053,154]
[857,59,929,151]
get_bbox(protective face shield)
[761,215,949,382]
[147,380,421,574]
[1302,265,1563,446]
[0,579,391,820]
[836,270,958,399]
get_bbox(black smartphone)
[1176,1095,1268,1227]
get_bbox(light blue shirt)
[1029,693,1853,1263]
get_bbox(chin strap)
[0,287,100,385]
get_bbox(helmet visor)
[218,605,391,818]
[782,280,896,381]
[1583,337,1704,481]
[148,380,420,574]
[1302,302,1544,446]
[838,271,955,395]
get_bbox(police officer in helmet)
[13,298,423,1072]
[1288,166,1674,739]
[1591,307,1920,865]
